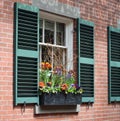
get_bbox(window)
[108,26,120,103]
[39,12,73,71]
[14,2,73,105]
[77,18,94,103]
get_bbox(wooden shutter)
[77,18,94,103]
[108,26,120,103]
[14,2,39,105]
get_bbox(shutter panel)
[108,26,120,103]
[14,2,39,105]
[77,18,94,103]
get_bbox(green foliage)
[39,67,83,94]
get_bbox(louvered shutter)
[77,18,94,103]
[14,2,39,105]
[108,26,120,103]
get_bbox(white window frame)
[39,11,74,70]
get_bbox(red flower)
[61,84,68,91]
[39,82,45,88]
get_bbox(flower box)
[39,93,82,105]
[65,93,82,105]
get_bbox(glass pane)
[41,46,52,64]
[40,19,43,42]
[53,47,67,68]
[56,23,65,45]
[45,20,54,44]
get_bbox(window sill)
[34,105,80,114]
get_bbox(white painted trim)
[66,22,73,70]
[40,11,73,23]
[39,42,67,49]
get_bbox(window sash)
[39,19,67,70]
[40,19,65,46]
[39,43,67,71]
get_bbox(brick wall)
[0,0,120,121]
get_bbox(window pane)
[53,47,67,68]
[45,20,54,44]
[56,23,65,46]
[41,46,52,64]
[40,19,43,42]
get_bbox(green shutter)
[77,18,94,103]
[108,26,120,103]
[14,2,39,105]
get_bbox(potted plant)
[39,62,83,105]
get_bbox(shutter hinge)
[87,100,93,109]
[21,101,26,114]
[114,99,117,107]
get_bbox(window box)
[39,62,83,106]
[39,93,82,105]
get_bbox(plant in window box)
[39,62,83,105]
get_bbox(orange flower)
[39,82,45,88]
[45,62,52,69]
[41,62,51,70]
[61,84,68,91]
[41,62,45,69]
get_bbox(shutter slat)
[80,35,93,40]
[111,40,120,45]
[18,9,37,17]
[18,45,37,50]
[19,22,37,29]
[80,38,93,43]
[18,41,37,46]
[18,70,37,74]
[18,74,37,78]
[80,24,93,31]
[80,32,93,38]
[14,2,39,105]
[18,34,37,39]
[19,37,37,43]
[18,18,37,25]
[111,81,120,84]
[18,77,37,80]
[19,26,37,33]
[18,82,37,84]
[81,80,94,83]
[19,30,37,36]
[81,47,93,52]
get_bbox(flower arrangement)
[39,62,83,94]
